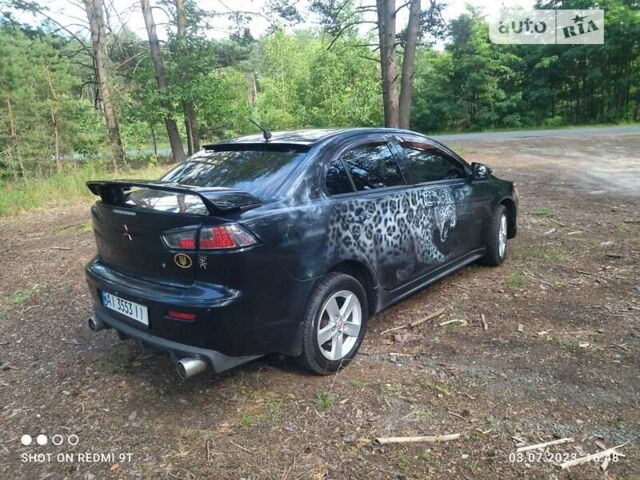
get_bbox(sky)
[17,0,536,42]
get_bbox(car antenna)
[249,118,272,142]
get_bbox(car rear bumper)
[85,257,314,357]
[91,309,260,373]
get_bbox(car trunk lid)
[87,180,262,286]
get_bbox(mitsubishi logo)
[122,224,132,241]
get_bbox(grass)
[97,349,134,375]
[554,338,589,356]
[506,271,526,289]
[313,390,334,412]
[262,392,283,423]
[10,282,49,308]
[423,380,451,397]
[238,414,253,427]
[531,206,555,217]
[512,245,569,262]
[420,409,435,424]
[0,162,175,217]
[398,452,409,471]
[349,379,366,391]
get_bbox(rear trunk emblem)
[122,224,132,241]
[174,253,192,269]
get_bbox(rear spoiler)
[86,180,263,215]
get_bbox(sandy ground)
[0,133,639,479]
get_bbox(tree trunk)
[83,0,126,171]
[150,122,158,157]
[175,0,199,156]
[141,0,186,163]
[50,107,60,172]
[5,96,26,181]
[247,71,258,107]
[399,0,421,129]
[44,64,61,172]
[182,100,199,155]
[376,0,400,128]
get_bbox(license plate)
[101,291,149,326]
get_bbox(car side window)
[401,143,465,184]
[325,158,354,195]
[341,143,405,191]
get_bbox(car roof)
[208,127,423,148]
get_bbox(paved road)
[435,126,640,198]
[432,124,640,142]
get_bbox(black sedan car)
[86,128,518,378]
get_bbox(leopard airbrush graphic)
[85,128,518,377]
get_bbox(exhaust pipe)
[176,357,208,379]
[88,315,107,332]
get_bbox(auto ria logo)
[489,9,604,44]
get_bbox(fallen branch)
[481,314,488,331]
[439,318,467,327]
[380,306,447,334]
[559,442,628,470]
[447,411,468,421]
[375,433,461,445]
[516,437,574,453]
[229,440,254,453]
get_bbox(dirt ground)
[1,133,639,479]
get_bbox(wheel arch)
[499,197,517,238]
[327,259,378,316]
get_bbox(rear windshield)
[161,146,308,199]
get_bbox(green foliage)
[0,27,105,179]
[506,271,526,290]
[412,2,640,132]
[313,390,334,412]
[254,29,382,130]
[10,282,48,308]
[0,162,173,217]
[1,0,639,193]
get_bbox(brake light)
[162,230,197,249]
[199,224,257,250]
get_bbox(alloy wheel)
[498,213,507,258]
[317,290,362,361]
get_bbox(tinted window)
[325,158,354,195]
[161,147,307,199]
[401,144,465,183]
[341,143,405,191]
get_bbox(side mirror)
[471,162,492,180]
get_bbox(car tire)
[480,205,508,266]
[297,272,368,375]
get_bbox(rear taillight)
[162,224,257,251]
[199,224,257,250]
[162,230,197,249]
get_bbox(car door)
[326,139,415,290]
[392,137,485,278]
